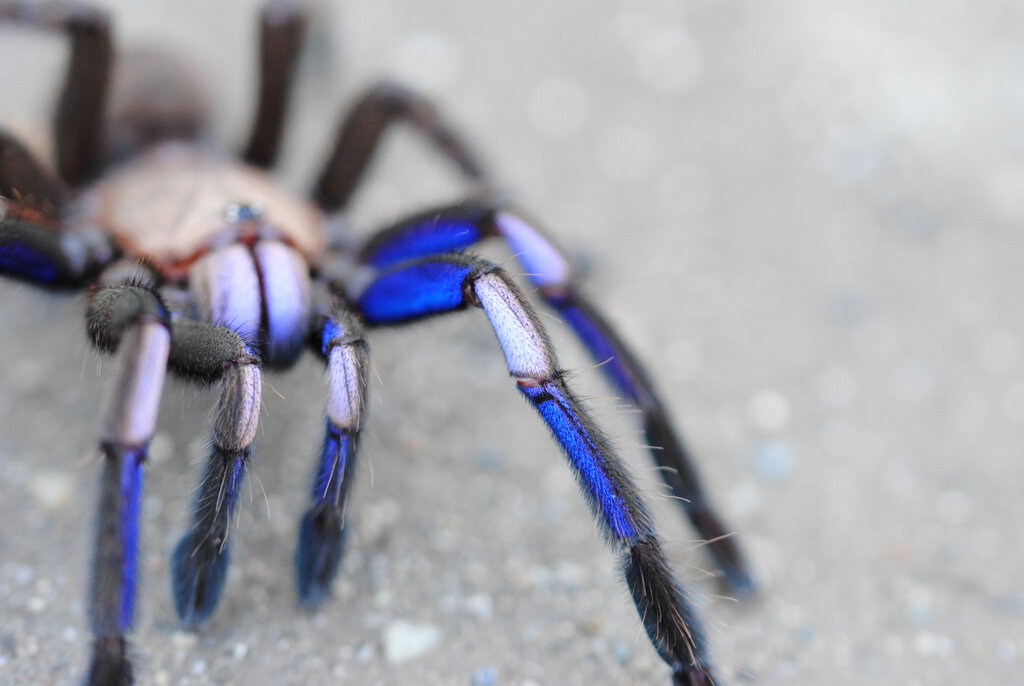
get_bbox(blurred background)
[1,0,1022,684]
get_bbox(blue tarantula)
[0,2,752,684]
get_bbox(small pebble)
[172,631,198,650]
[465,593,494,621]
[383,620,442,664]
[355,641,375,664]
[11,565,33,585]
[749,389,791,431]
[28,470,74,510]
[25,596,46,614]
[749,440,795,482]
[470,666,498,686]
[913,632,952,656]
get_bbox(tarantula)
[0,2,752,684]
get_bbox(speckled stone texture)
[1,1,1022,684]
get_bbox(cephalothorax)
[0,2,752,685]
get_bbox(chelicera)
[0,2,753,684]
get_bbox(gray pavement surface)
[1,1,1022,684]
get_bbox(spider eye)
[225,203,263,223]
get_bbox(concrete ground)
[1,0,1021,684]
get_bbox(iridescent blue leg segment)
[85,282,171,686]
[357,201,753,595]
[171,445,250,627]
[297,307,368,606]
[167,320,262,628]
[0,130,112,286]
[357,255,716,685]
[549,290,753,595]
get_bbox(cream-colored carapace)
[89,142,324,280]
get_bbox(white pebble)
[172,631,198,650]
[28,470,74,510]
[728,480,762,517]
[750,389,792,431]
[383,620,442,664]
[913,632,953,656]
[750,440,795,482]
[355,641,375,664]
[465,593,494,621]
[147,432,174,465]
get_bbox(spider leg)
[0,1,113,186]
[166,317,263,628]
[313,81,491,212]
[355,254,716,686]
[101,47,208,165]
[242,0,310,168]
[84,281,172,686]
[355,200,754,594]
[0,131,114,285]
[296,304,368,606]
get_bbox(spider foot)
[85,635,132,686]
[296,505,348,607]
[673,668,715,686]
[171,532,231,628]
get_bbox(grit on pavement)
[0,1,1021,684]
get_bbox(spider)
[0,2,753,684]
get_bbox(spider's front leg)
[356,255,716,686]
[296,304,369,605]
[85,281,172,686]
[165,317,263,627]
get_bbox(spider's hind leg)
[242,0,311,169]
[356,200,754,595]
[313,81,491,213]
[356,255,717,685]
[0,1,113,186]
[101,46,209,165]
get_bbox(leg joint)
[87,284,169,353]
